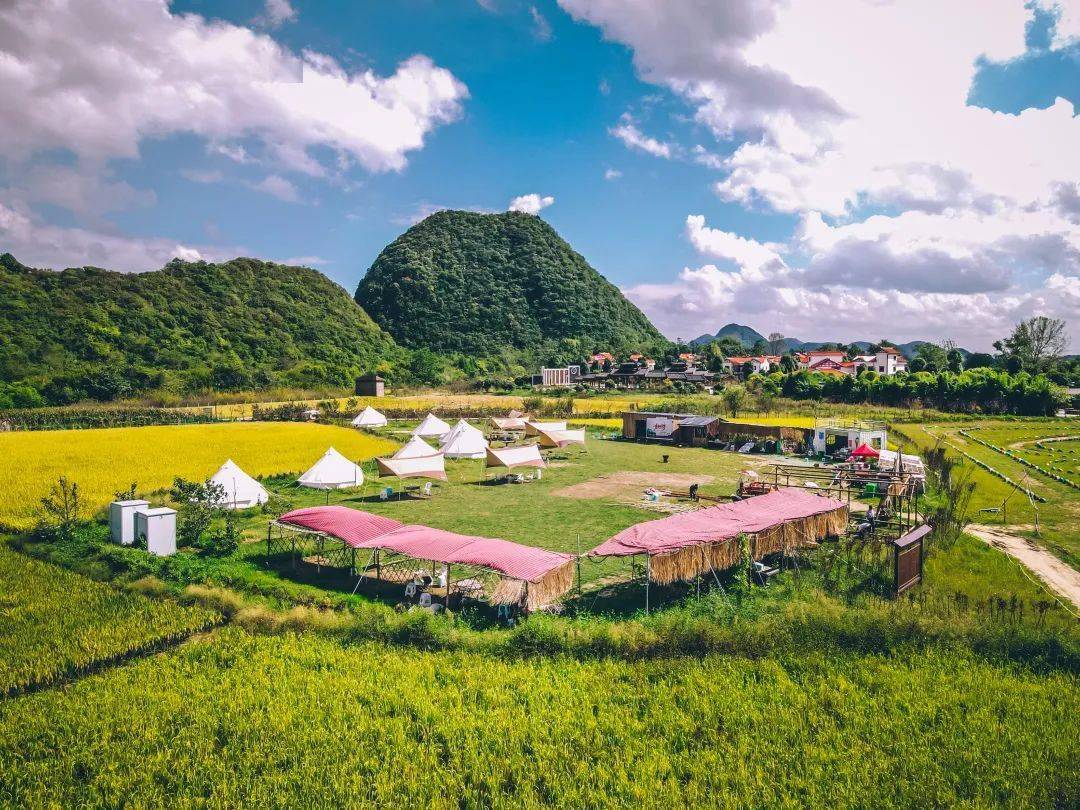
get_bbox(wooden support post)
[375,548,381,582]
[266,523,272,562]
[645,555,651,615]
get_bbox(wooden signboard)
[893,524,930,597]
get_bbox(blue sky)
[0,0,1077,349]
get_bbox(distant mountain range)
[689,323,962,359]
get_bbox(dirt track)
[967,524,1080,612]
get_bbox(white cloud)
[0,200,234,272]
[9,164,155,221]
[566,0,1080,347]
[508,193,555,214]
[530,6,553,41]
[262,0,298,28]
[251,174,303,203]
[283,255,330,266]
[180,168,224,184]
[604,168,622,181]
[609,122,674,158]
[0,0,468,175]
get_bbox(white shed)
[135,507,177,556]
[109,499,149,546]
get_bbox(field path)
[1007,434,1080,449]
[967,524,1080,612]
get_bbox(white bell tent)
[439,419,489,459]
[208,459,270,509]
[394,435,439,459]
[298,447,365,490]
[412,413,451,439]
[351,406,387,428]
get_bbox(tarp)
[850,443,879,459]
[298,447,365,490]
[439,419,488,459]
[491,416,528,430]
[278,505,402,548]
[486,444,546,470]
[352,406,387,428]
[275,507,571,582]
[208,459,269,509]
[376,454,448,481]
[590,488,847,557]
[413,413,451,438]
[536,427,586,448]
[393,435,438,459]
[525,420,567,436]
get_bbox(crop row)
[0,627,1076,806]
[960,430,1077,491]
[0,548,220,694]
[943,440,1047,503]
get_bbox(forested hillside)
[0,254,402,405]
[355,211,667,362]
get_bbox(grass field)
[898,418,1080,567]
[0,626,1075,806]
[0,422,398,530]
[0,547,219,694]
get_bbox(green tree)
[995,316,1069,371]
[721,384,748,417]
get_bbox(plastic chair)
[536,469,542,480]
[404,582,417,599]
[419,592,432,608]
[422,482,432,497]
[378,490,388,501]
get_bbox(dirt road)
[967,524,1080,612]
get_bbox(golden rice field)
[0,423,398,530]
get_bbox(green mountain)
[354,211,666,360]
[690,323,766,348]
[0,253,401,405]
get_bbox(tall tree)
[766,332,786,355]
[995,316,1070,371]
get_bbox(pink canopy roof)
[278,506,402,549]
[590,488,846,557]
[275,506,571,582]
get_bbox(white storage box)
[109,500,149,545]
[134,507,177,557]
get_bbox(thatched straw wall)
[489,559,576,612]
[647,504,848,585]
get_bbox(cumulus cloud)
[0,0,468,175]
[508,193,555,214]
[604,168,622,181]
[609,122,674,158]
[568,0,1080,347]
[261,0,298,28]
[0,201,235,272]
[251,174,303,203]
[8,165,155,222]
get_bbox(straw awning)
[485,444,546,470]
[590,488,848,584]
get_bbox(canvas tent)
[298,447,365,490]
[376,453,447,481]
[413,413,451,439]
[351,406,387,428]
[209,459,269,509]
[393,435,438,459]
[485,444,546,470]
[439,419,488,459]
[491,416,528,431]
[525,420,567,436]
[536,427,587,448]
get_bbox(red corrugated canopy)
[278,506,402,548]
[276,506,571,582]
[590,488,846,557]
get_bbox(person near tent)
[689,483,699,502]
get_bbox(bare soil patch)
[967,524,1080,611]
[553,471,714,502]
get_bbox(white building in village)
[811,418,888,455]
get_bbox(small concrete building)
[811,418,887,455]
[134,507,177,556]
[354,374,385,397]
[109,499,149,546]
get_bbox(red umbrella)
[850,443,880,459]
